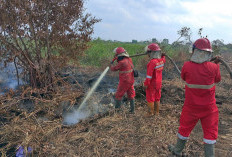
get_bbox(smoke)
[0,62,24,94]
[62,109,91,125]
[62,100,105,125]
[62,67,112,126]
[62,95,114,126]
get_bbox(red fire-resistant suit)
[178,61,221,144]
[144,56,166,102]
[110,57,135,100]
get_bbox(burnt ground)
[56,78,231,157]
[0,62,232,157]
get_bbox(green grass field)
[80,39,190,67]
[81,39,147,66]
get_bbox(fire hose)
[130,53,181,74]
[210,57,232,79]
[129,53,232,79]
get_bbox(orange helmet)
[193,38,212,52]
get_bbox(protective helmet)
[113,47,126,56]
[113,47,129,57]
[193,38,212,52]
[145,43,161,52]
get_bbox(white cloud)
[182,0,232,16]
[180,0,232,25]
[86,0,232,43]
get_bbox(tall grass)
[81,39,189,67]
[80,39,146,66]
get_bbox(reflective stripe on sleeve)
[119,69,133,73]
[178,133,189,140]
[186,83,215,89]
[146,75,152,79]
[203,138,216,144]
[155,64,164,69]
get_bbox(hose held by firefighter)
[143,43,166,116]
[110,47,136,113]
[169,38,221,157]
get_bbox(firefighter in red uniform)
[143,43,166,116]
[110,47,135,113]
[169,38,221,157]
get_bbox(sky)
[85,0,232,44]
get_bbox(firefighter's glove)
[111,57,117,64]
[214,56,221,64]
[161,52,166,57]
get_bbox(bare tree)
[176,27,192,43]
[198,28,203,38]
[0,0,100,89]
[198,28,208,38]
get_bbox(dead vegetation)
[0,54,231,156]
[0,81,84,156]
[0,0,100,89]
[0,70,231,156]
[0,1,230,156]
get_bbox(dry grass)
[0,64,231,157]
[0,84,83,156]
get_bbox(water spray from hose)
[63,66,110,125]
[78,66,110,110]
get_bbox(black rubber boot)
[115,100,121,109]
[168,138,186,157]
[129,99,135,113]
[204,144,215,157]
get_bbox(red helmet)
[193,38,212,52]
[113,47,126,55]
[145,43,161,52]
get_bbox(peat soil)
[47,64,232,156]
[60,63,232,157]
[0,63,231,156]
